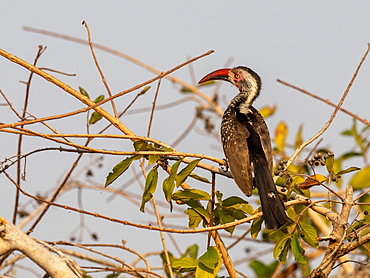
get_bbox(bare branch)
[285,43,370,169]
[0,217,83,278]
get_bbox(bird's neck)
[229,87,260,110]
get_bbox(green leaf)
[273,234,291,263]
[162,159,183,203]
[184,244,199,259]
[133,141,149,151]
[172,257,198,273]
[158,146,175,152]
[251,216,263,239]
[295,124,304,150]
[291,233,308,264]
[196,263,214,278]
[180,86,194,93]
[228,203,254,215]
[88,95,105,124]
[325,153,335,174]
[199,246,219,269]
[148,155,160,165]
[290,176,306,187]
[215,208,236,234]
[105,156,141,187]
[351,120,364,150]
[151,144,174,152]
[222,196,253,215]
[159,251,176,277]
[215,191,223,205]
[188,173,211,183]
[250,260,278,278]
[184,208,203,229]
[279,244,290,264]
[78,86,90,99]
[249,260,267,278]
[196,247,222,278]
[172,189,210,202]
[185,199,210,221]
[89,111,103,125]
[93,94,105,103]
[140,167,158,212]
[359,194,370,213]
[349,165,370,189]
[299,223,318,248]
[334,152,361,179]
[222,196,247,206]
[336,166,361,176]
[341,129,353,136]
[176,159,201,186]
[196,246,222,277]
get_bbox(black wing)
[221,105,253,196]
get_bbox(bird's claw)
[220,158,229,172]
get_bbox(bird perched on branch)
[198,66,290,230]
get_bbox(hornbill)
[198,66,290,230]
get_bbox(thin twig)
[207,172,216,248]
[226,229,251,250]
[285,43,370,169]
[277,79,370,126]
[38,67,76,76]
[124,97,193,116]
[0,127,225,165]
[14,46,46,224]
[57,242,152,273]
[82,21,118,118]
[8,169,345,238]
[120,89,148,116]
[0,48,214,138]
[11,178,260,234]
[139,162,173,277]
[171,114,198,147]
[0,90,22,119]
[23,26,222,116]
[151,196,174,278]
[147,78,162,137]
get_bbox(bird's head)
[198,66,262,105]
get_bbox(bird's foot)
[220,158,229,172]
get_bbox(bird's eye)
[234,73,240,79]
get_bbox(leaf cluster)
[164,245,222,278]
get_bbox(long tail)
[254,162,290,230]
